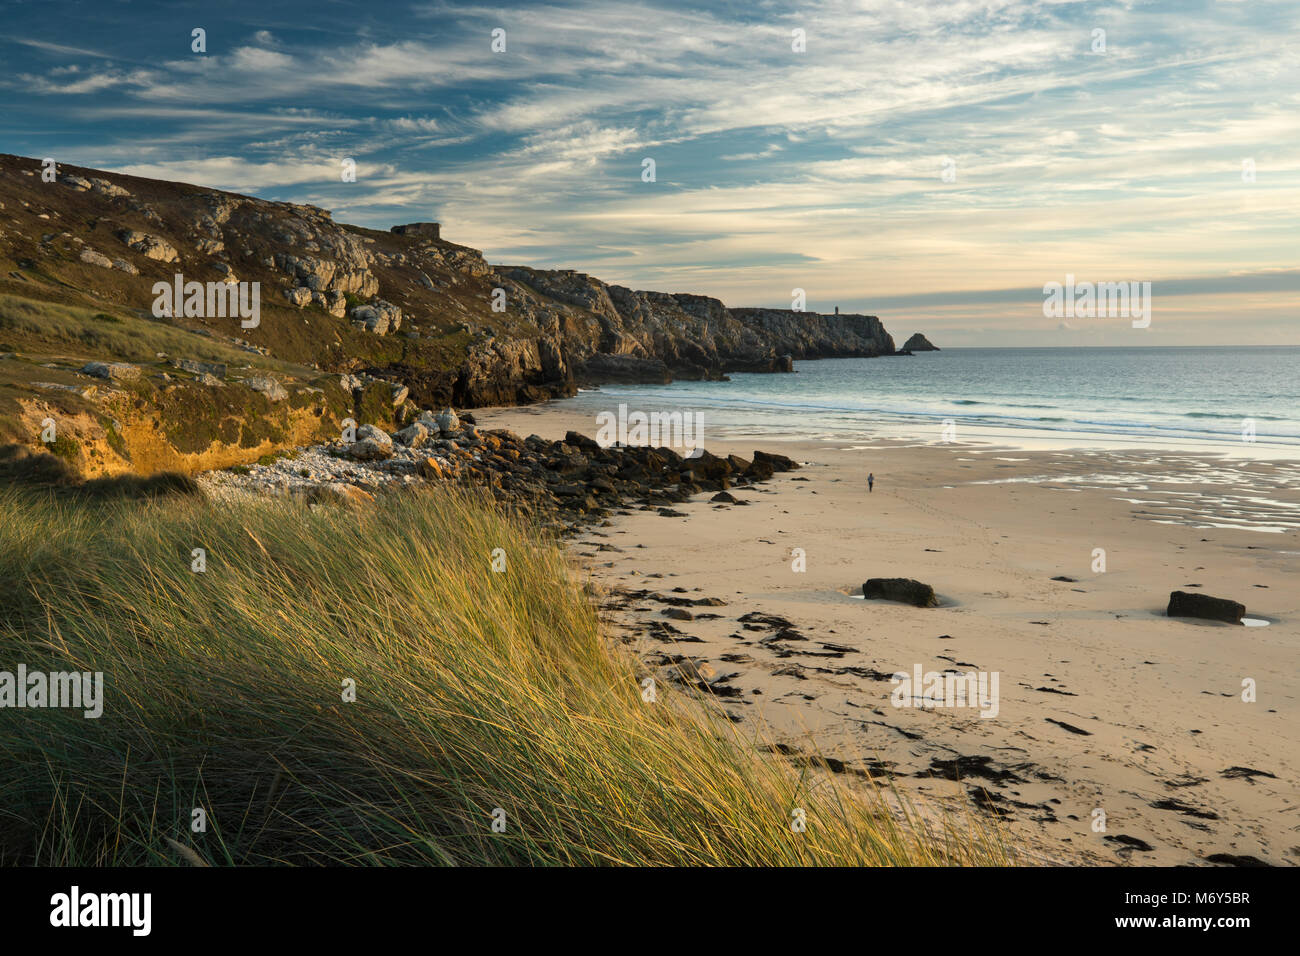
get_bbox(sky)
[2,0,1298,346]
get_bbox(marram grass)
[0,485,1008,866]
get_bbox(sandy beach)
[477,400,1300,867]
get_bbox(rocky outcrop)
[577,353,672,385]
[901,332,939,352]
[117,230,179,263]
[243,376,289,403]
[79,248,114,269]
[82,361,141,382]
[283,286,313,307]
[350,299,402,335]
[200,416,802,531]
[347,423,394,460]
[385,332,574,408]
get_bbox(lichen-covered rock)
[90,178,130,199]
[173,358,227,379]
[312,289,348,317]
[82,361,141,381]
[283,286,313,307]
[331,269,379,298]
[275,253,336,290]
[350,299,402,335]
[117,230,178,263]
[243,376,288,402]
[79,248,114,269]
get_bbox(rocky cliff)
[499,267,895,385]
[0,153,899,475]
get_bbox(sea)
[559,347,1300,457]
[553,346,1300,535]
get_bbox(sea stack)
[901,333,939,351]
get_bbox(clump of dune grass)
[0,485,1007,865]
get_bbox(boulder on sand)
[862,577,940,607]
[753,450,799,472]
[1167,590,1245,624]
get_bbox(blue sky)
[3,0,1298,345]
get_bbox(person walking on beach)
[868,472,874,493]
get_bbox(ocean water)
[559,347,1300,455]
